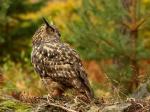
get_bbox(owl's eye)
[49,26,55,32]
[46,26,55,33]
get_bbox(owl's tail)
[79,70,95,100]
[84,79,95,100]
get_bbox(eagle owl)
[31,18,94,100]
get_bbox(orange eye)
[46,27,55,33]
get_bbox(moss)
[0,98,32,112]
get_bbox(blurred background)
[0,0,150,99]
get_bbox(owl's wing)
[58,43,94,99]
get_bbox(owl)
[31,18,94,100]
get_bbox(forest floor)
[0,93,150,112]
[0,79,150,112]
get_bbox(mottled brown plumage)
[31,18,94,100]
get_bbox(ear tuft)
[42,17,55,32]
[42,17,50,27]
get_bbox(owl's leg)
[41,78,54,102]
[46,88,64,102]
[41,78,53,93]
[50,82,65,100]
[42,78,65,100]
[52,88,64,97]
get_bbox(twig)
[47,102,77,112]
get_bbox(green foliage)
[67,0,150,93]
[0,0,75,97]
[0,0,150,97]
[0,97,32,112]
[67,0,127,60]
[0,0,47,63]
[1,59,45,95]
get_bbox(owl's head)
[32,18,61,45]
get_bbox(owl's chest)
[31,45,60,65]
[31,47,46,77]
[31,46,45,65]
[31,45,61,77]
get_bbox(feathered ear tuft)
[42,17,55,31]
[42,17,50,27]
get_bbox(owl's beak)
[42,17,55,31]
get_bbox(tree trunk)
[129,0,140,92]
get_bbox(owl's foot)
[51,89,64,100]
[46,89,64,102]
[52,89,63,96]
[75,94,90,104]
